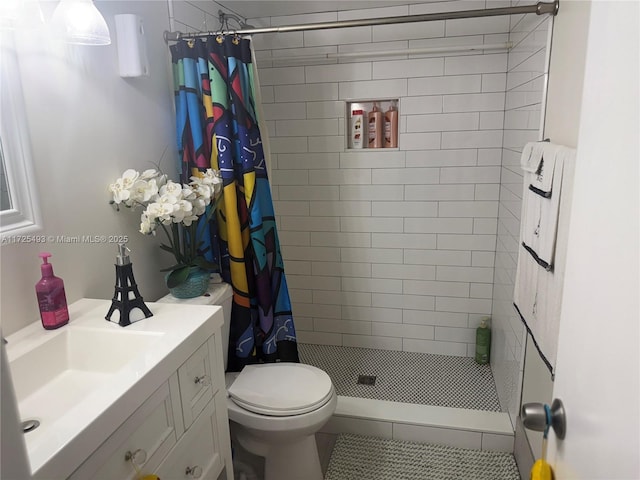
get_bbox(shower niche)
[346,98,399,150]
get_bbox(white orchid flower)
[140,169,158,180]
[111,166,224,264]
[145,179,160,199]
[130,179,159,205]
[191,197,208,217]
[146,195,177,224]
[181,185,197,201]
[158,193,179,206]
[207,174,223,196]
[156,173,169,187]
[171,199,194,224]
[172,211,185,224]
[145,202,161,219]
[139,215,155,235]
[191,169,222,197]
[108,178,131,205]
[182,214,199,226]
[192,183,212,201]
[159,180,183,198]
[192,168,221,185]
[178,199,193,213]
[120,169,140,189]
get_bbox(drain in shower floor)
[357,374,377,385]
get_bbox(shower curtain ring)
[217,11,226,32]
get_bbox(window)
[0,31,41,237]
[0,141,11,211]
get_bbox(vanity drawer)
[68,379,181,480]
[178,338,216,428]
[154,396,223,480]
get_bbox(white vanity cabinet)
[67,332,233,480]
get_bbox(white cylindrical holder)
[114,14,149,77]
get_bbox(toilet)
[159,280,337,480]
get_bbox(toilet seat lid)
[228,363,334,416]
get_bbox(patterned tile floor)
[325,434,520,480]
[299,343,501,411]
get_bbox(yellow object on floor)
[531,418,554,480]
[530,459,553,480]
[129,454,160,480]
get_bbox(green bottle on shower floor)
[475,316,491,364]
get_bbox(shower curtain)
[170,35,299,371]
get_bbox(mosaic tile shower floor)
[298,343,501,411]
[324,434,520,480]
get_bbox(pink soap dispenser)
[35,252,69,330]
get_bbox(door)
[545,1,639,478]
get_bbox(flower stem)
[158,221,180,263]
[170,222,182,263]
[190,222,197,260]
[158,221,173,248]
[179,224,188,264]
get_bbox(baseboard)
[320,396,515,453]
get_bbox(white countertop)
[6,298,223,480]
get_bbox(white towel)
[514,242,539,325]
[520,143,574,267]
[514,141,576,376]
[514,242,562,373]
[520,141,546,173]
[529,142,559,194]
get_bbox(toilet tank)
[157,278,233,371]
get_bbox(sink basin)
[10,328,163,425]
[5,298,223,479]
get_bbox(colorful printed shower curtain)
[170,35,299,371]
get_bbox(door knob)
[521,398,566,439]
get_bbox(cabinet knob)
[185,465,203,478]
[124,448,147,466]
[194,374,211,386]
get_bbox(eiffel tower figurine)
[105,243,153,327]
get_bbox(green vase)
[166,267,210,299]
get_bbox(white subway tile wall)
[169,0,547,392]
[243,2,514,359]
[491,5,551,424]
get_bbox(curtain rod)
[268,42,512,66]
[164,1,559,42]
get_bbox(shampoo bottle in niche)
[351,109,365,149]
[368,102,383,148]
[475,316,491,364]
[384,100,398,148]
[35,252,69,330]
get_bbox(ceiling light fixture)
[52,0,111,45]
